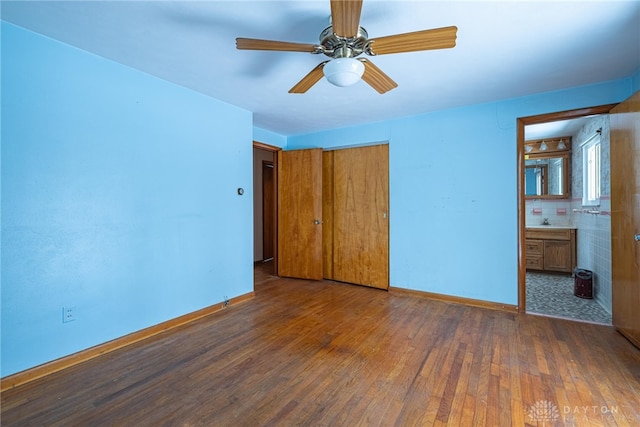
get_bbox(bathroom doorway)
[518,106,615,324]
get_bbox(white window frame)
[582,134,601,206]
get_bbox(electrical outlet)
[62,306,76,323]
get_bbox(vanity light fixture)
[557,139,566,150]
[539,140,548,151]
[525,145,533,153]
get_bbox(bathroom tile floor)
[526,272,612,324]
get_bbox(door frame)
[253,141,281,275]
[516,104,616,312]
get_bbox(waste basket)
[574,268,593,299]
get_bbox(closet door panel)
[322,150,335,280]
[277,148,323,280]
[332,144,389,289]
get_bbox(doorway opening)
[253,141,280,281]
[517,105,615,324]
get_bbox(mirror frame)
[524,152,570,199]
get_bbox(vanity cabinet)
[525,239,544,270]
[525,228,576,274]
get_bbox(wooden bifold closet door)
[277,148,323,280]
[278,144,389,289]
[324,144,389,290]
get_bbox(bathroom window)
[582,134,601,206]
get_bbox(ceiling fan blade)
[289,62,328,94]
[365,26,457,56]
[330,0,363,38]
[359,59,397,94]
[236,38,320,53]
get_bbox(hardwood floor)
[2,262,640,426]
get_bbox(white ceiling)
[2,1,639,137]
[524,116,593,141]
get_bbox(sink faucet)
[542,218,550,225]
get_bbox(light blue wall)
[253,127,287,148]
[1,23,254,376]
[288,78,634,305]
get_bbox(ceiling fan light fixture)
[323,58,364,87]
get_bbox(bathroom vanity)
[525,227,576,274]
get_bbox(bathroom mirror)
[524,153,570,199]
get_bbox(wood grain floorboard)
[2,262,639,426]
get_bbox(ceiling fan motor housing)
[320,26,368,58]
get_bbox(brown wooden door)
[277,148,323,280]
[332,144,389,289]
[610,91,640,348]
[262,161,275,261]
[322,150,335,280]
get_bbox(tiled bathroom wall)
[525,198,572,227]
[571,199,611,313]
[571,115,612,314]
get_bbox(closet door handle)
[635,234,640,242]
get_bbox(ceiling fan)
[236,0,457,94]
